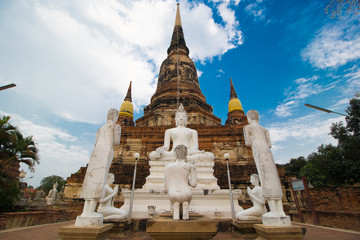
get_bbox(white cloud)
[0,0,243,124]
[302,17,360,69]
[1,111,90,187]
[274,100,297,117]
[274,76,334,117]
[268,114,343,164]
[245,0,266,21]
[344,66,360,94]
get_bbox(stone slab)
[254,224,304,240]
[58,223,113,240]
[146,215,218,240]
[232,219,262,238]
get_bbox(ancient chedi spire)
[118,81,135,126]
[124,81,132,102]
[167,3,189,56]
[226,78,246,125]
[230,78,238,99]
[136,4,220,127]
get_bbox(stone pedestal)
[262,215,291,227]
[58,224,113,240]
[103,219,132,238]
[75,216,103,227]
[254,224,304,240]
[122,188,242,218]
[232,220,261,238]
[146,214,218,240]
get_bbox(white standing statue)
[97,173,128,220]
[164,145,197,220]
[244,110,290,226]
[149,104,213,162]
[236,174,267,220]
[75,108,121,227]
[45,182,58,205]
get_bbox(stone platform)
[103,219,132,238]
[232,219,262,239]
[254,224,304,240]
[58,223,113,240]
[122,188,243,218]
[146,214,218,240]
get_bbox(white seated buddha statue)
[149,104,214,162]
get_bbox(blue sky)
[0,0,359,187]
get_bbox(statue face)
[175,112,187,126]
[250,175,259,186]
[107,173,115,184]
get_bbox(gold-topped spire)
[228,78,243,113]
[119,81,133,118]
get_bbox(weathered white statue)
[236,174,267,220]
[34,190,45,201]
[164,145,197,220]
[45,182,58,205]
[97,173,128,220]
[244,110,285,218]
[75,108,121,227]
[149,104,214,162]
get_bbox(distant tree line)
[283,95,360,187]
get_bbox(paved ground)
[0,220,359,240]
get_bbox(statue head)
[53,182,58,189]
[250,173,260,186]
[107,108,119,123]
[174,145,187,160]
[247,110,259,124]
[175,104,188,127]
[107,173,115,185]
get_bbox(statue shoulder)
[188,128,198,134]
[165,128,175,134]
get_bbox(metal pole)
[302,176,319,225]
[128,152,139,219]
[304,103,348,117]
[290,179,304,223]
[0,83,16,91]
[224,153,235,219]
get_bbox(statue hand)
[114,185,119,194]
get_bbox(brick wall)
[289,186,360,231]
[0,210,77,230]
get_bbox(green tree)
[285,95,360,187]
[283,156,307,178]
[328,96,360,185]
[326,0,360,18]
[0,116,39,173]
[38,175,66,194]
[0,115,39,212]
